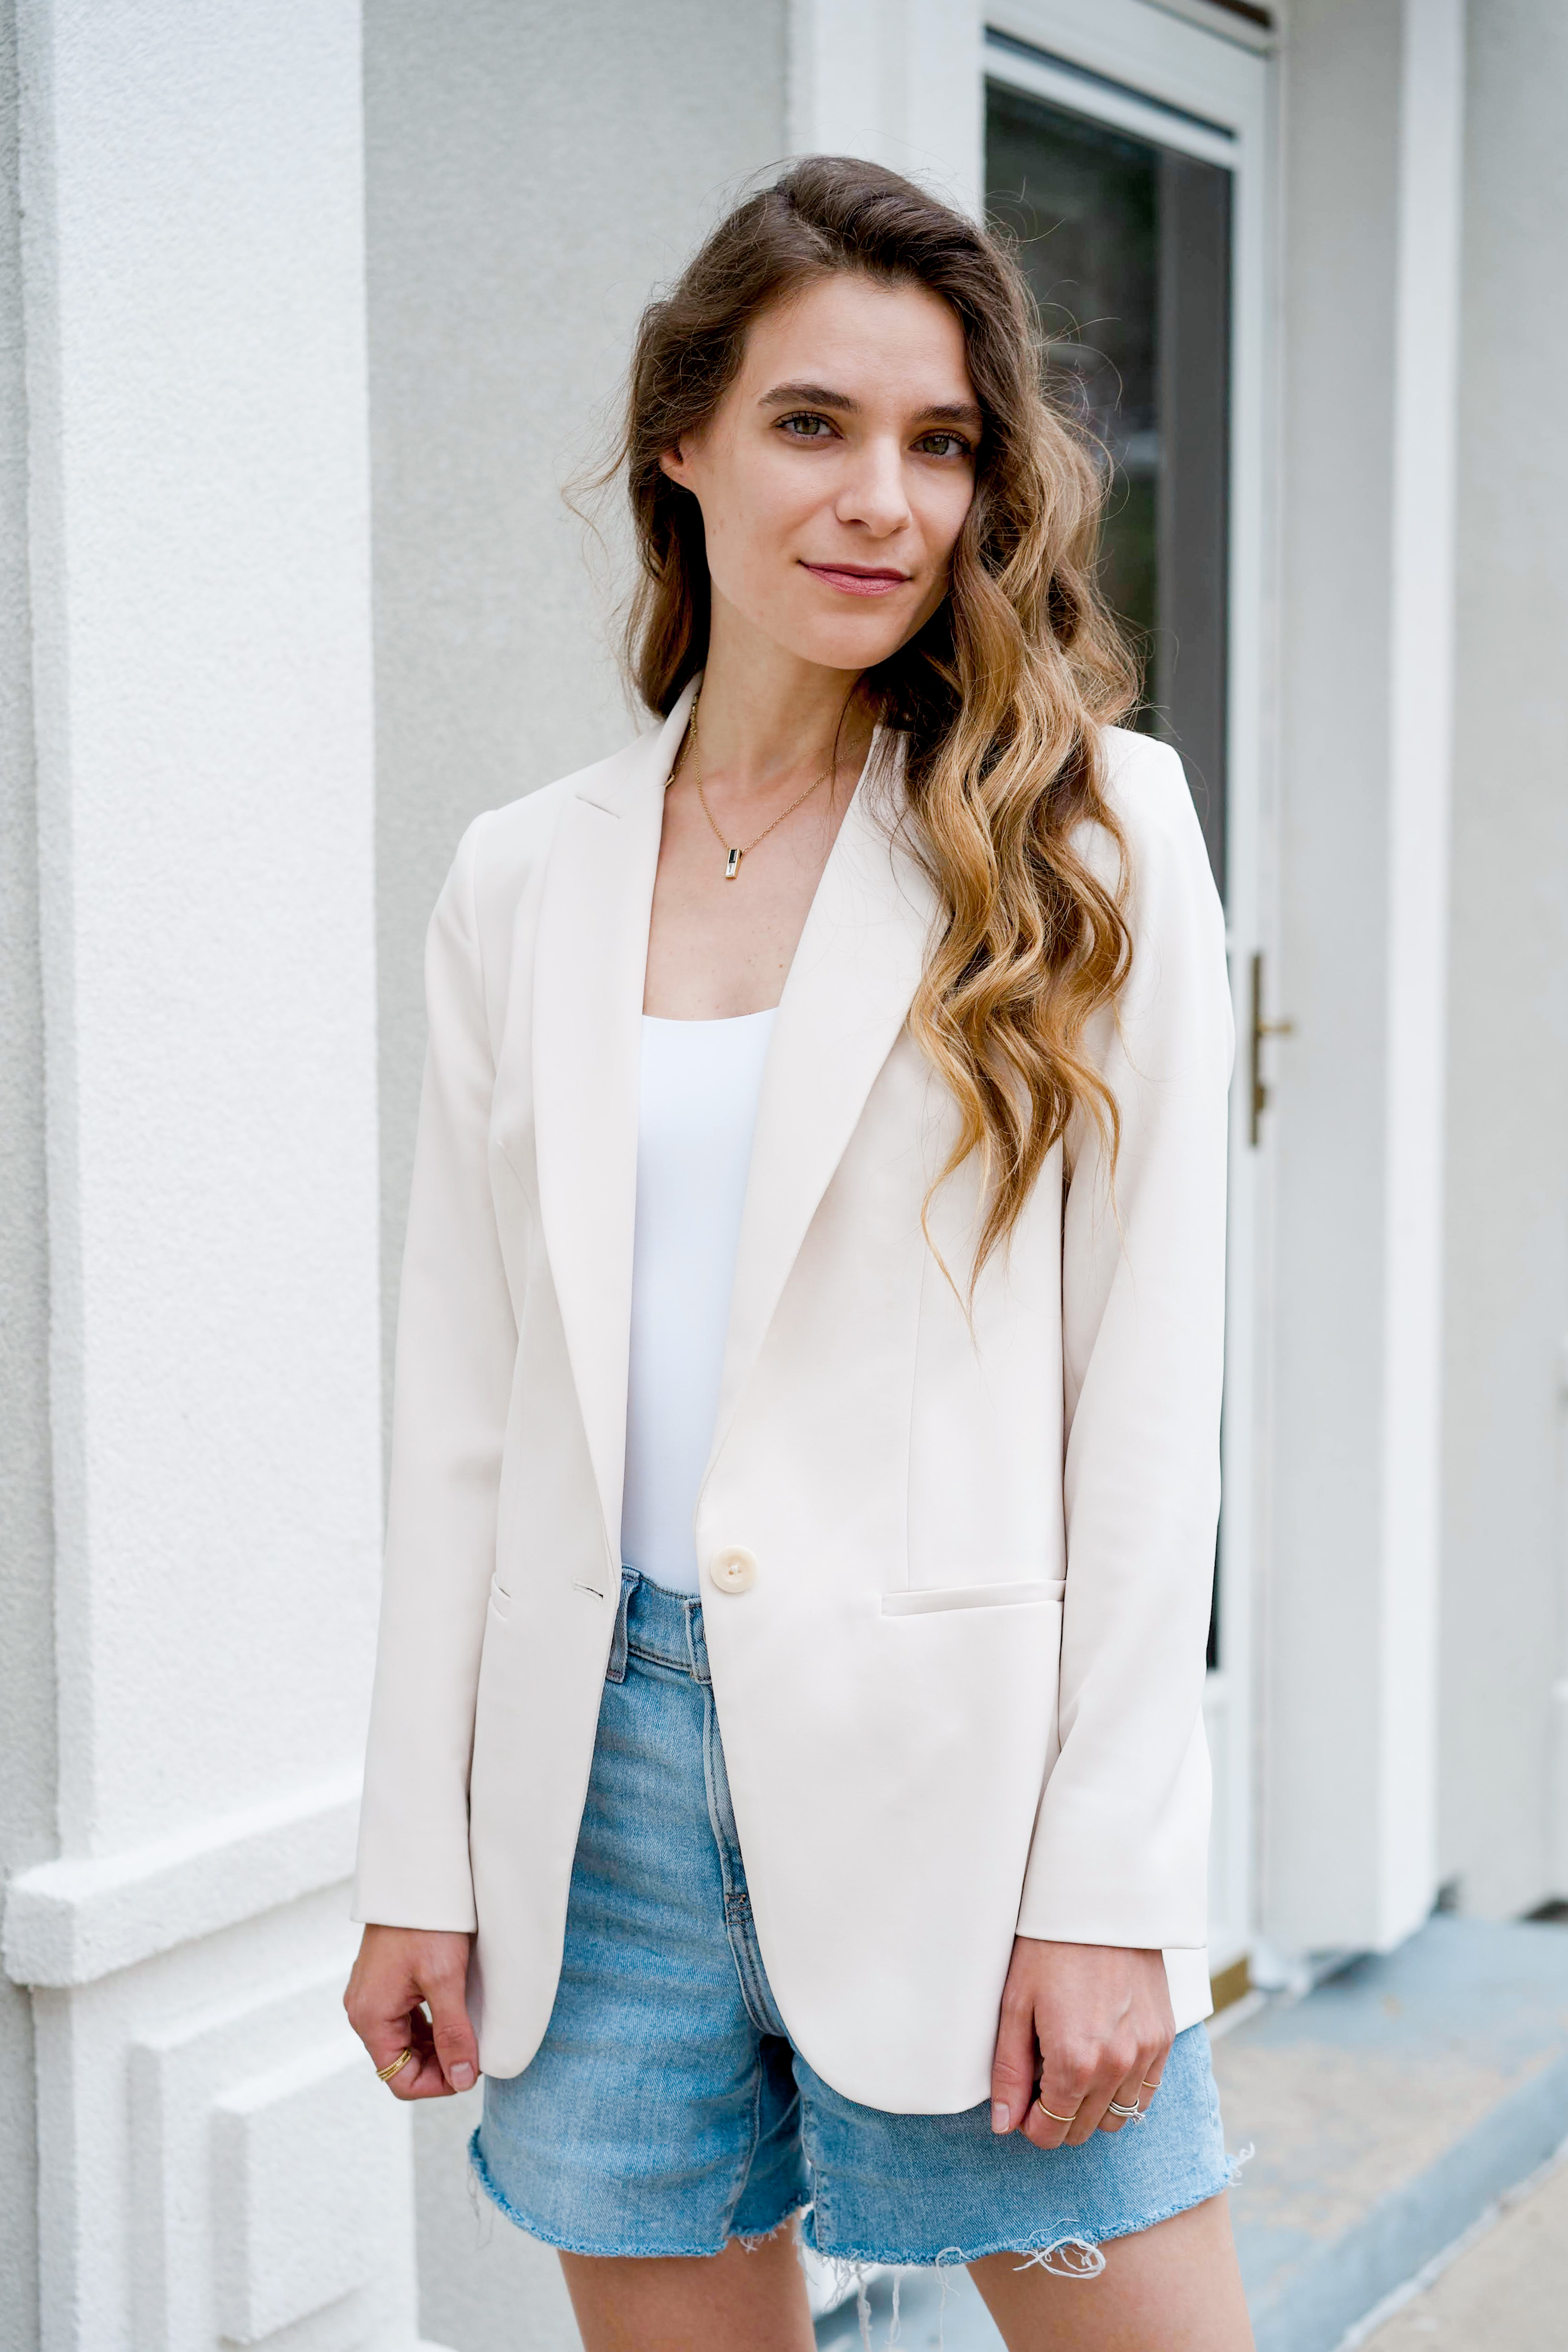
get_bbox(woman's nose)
[835,438,912,536]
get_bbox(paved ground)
[1211,1918,1568,2352]
[1354,2150,1568,2350]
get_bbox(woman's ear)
[657,443,689,488]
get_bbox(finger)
[1102,2053,1153,2135]
[989,1991,1042,2137]
[423,1955,480,2094]
[1022,2032,1092,2150]
[1020,2079,1079,2151]
[352,1994,434,2100]
[351,1989,422,2081]
[1139,2047,1169,2103]
[1065,2055,1128,2144]
[384,2005,455,2101]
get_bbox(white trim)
[984,29,1242,165]
[989,0,1267,132]
[1138,0,1278,54]
[2,1775,361,1988]
[1374,0,1465,1950]
[787,0,984,214]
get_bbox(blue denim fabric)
[471,1568,1236,2264]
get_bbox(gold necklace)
[680,693,835,880]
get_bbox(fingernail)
[450,2063,475,2091]
[991,2102,1010,2135]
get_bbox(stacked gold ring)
[376,2047,414,2084]
[1034,2095,1078,2124]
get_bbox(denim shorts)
[471,1567,1236,2267]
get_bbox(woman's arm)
[351,812,518,1939]
[995,737,1233,2134]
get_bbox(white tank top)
[620,1008,777,1593]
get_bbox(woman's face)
[660,272,981,674]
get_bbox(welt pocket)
[880,1577,1066,1619]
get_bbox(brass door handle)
[1249,950,1295,1148]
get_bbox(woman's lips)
[800,562,911,598]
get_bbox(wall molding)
[2,1772,361,1988]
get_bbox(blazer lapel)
[532,681,698,1565]
[711,732,938,1458]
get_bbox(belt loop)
[606,1567,636,1684]
[684,1594,710,1685]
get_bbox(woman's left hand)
[989,1937,1175,2149]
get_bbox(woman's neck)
[689,594,875,797]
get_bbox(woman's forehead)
[738,275,975,412]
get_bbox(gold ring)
[376,2047,414,2083]
[1035,2096,1078,2124]
[1141,2077,1160,2090]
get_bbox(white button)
[708,1545,758,1596]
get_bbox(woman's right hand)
[344,1924,478,2099]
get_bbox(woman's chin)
[747,607,922,675]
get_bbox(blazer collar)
[531,679,937,1569]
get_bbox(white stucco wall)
[1265,0,1407,1951]
[3,3,425,2345]
[0,1,53,2339]
[1263,0,1465,1957]
[1438,0,1568,1918]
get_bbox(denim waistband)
[606,1565,710,1687]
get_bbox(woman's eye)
[778,413,836,440]
[916,432,973,459]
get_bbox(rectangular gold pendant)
[724,847,741,879]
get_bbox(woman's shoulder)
[440,724,653,936]
[1080,723,1217,901]
[1094,724,1202,850]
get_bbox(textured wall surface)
[1263,0,1406,1948]
[26,0,384,1863]
[361,4,787,2340]
[364,0,789,1428]
[6,4,419,2345]
[0,4,54,2342]
[1437,0,1568,1917]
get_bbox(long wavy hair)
[602,156,1138,1279]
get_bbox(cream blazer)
[352,677,1234,2115]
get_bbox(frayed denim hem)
[800,2158,1239,2272]
[466,2126,809,2260]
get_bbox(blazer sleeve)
[351,813,516,1933]
[1015,739,1233,1952]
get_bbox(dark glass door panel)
[986,81,1232,898]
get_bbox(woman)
[346,159,1252,2350]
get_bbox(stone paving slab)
[1355,2143,1568,2349]
[1213,1916,1568,2352]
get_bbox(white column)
[1,3,438,2345]
[788,0,984,215]
[1264,0,1465,1962]
[1376,0,1466,1948]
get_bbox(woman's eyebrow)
[758,380,859,411]
[758,380,983,428]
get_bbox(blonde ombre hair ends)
[607,156,1137,1279]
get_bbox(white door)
[983,0,1275,1996]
